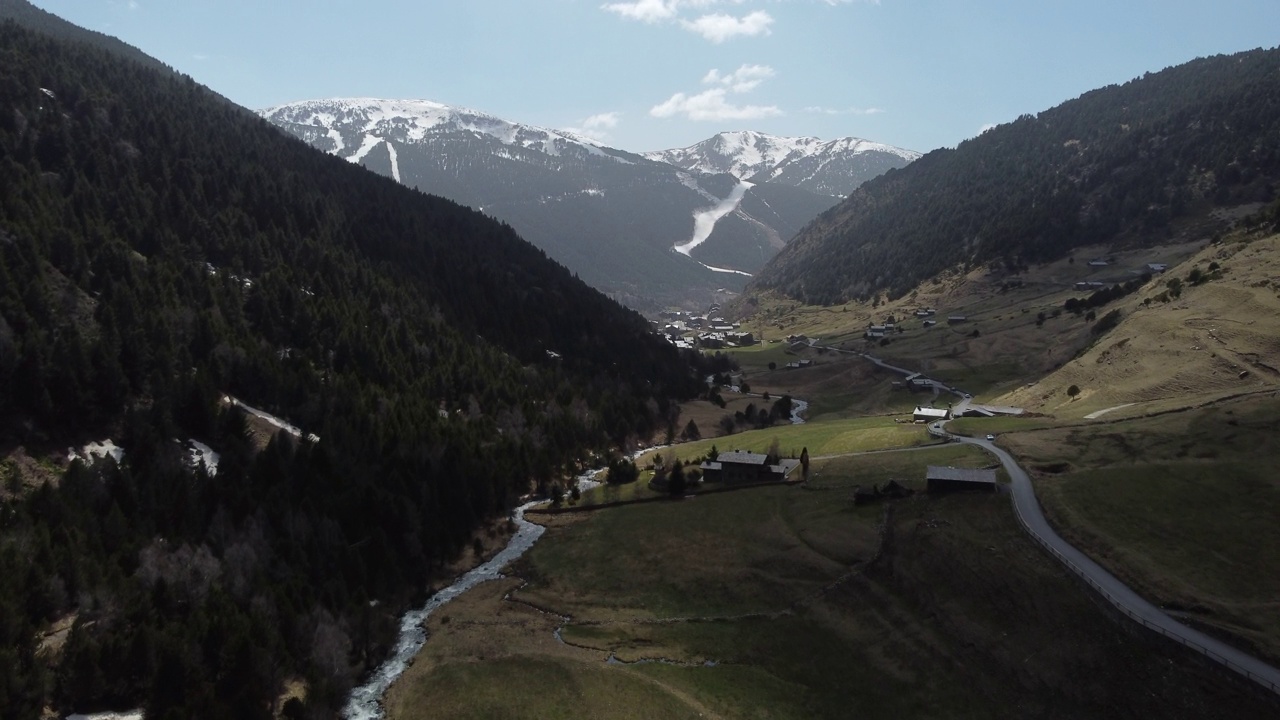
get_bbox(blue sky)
[29,0,1280,153]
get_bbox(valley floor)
[382,439,1277,719]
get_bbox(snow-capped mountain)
[261,98,641,186]
[259,100,868,308]
[646,130,920,197]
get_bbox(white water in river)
[789,398,809,424]
[342,500,546,720]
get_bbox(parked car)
[985,434,996,441]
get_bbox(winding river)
[343,397,808,718]
[342,500,548,719]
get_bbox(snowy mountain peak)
[259,98,631,163]
[646,130,921,197]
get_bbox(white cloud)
[680,10,773,42]
[804,105,885,116]
[583,112,621,130]
[650,89,783,121]
[601,0,678,23]
[603,1,793,43]
[979,122,998,135]
[703,64,774,93]
[563,112,623,142]
[651,64,782,122]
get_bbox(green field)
[1002,394,1280,662]
[387,655,703,720]
[946,415,1066,437]
[385,440,1275,719]
[632,416,932,469]
[806,443,996,489]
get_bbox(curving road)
[832,346,1280,695]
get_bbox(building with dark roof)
[926,466,997,493]
[701,451,800,484]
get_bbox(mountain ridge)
[0,18,708,717]
[645,129,921,197]
[261,98,885,308]
[751,47,1280,304]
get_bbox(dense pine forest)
[0,19,708,719]
[753,46,1280,304]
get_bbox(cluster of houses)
[865,307,947,339]
[654,308,756,350]
[1073,262,1166,291]
[865,322,896,339]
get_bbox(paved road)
[826,345,1280,695]
[936,423,1280,694]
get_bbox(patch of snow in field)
[67,711,143,720]
[1084,403,1135,420]
[68,440,124,465]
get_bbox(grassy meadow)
[1000,393,1280,663]
[632,415,934,470]
[380,232,1280,719]
[385,441,1275,719]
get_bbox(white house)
[913,406,950,422]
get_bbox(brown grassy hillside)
[998,232,1280,417]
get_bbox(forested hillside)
[0,19,704,719]
[0,0,178,76]
[753,47,1280,304]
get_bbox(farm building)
[700,451,801,484]
[947,315,967,324]
[913,406,949,422]
[926,466,997,493]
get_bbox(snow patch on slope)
[348,134,382,164]
[327,127,345,153]
[68,440,125,465]
[648,130,921,184]
[385,141,401,182]
[260,98,635,168]
[697,262,753,277]
[675,180,754,255]
[186,439,220,476]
